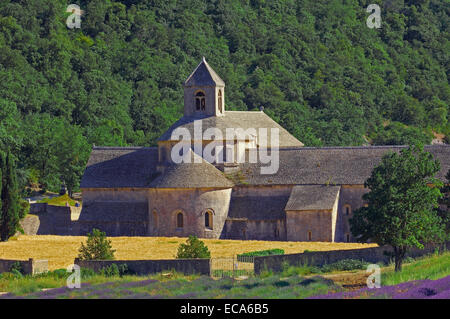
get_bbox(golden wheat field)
[0,235,378,270]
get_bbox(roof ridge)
[93,146,158,150]
[184,58,225,87]
[252,145,450,151]
[225,110,264,113]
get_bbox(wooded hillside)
[0,0,448,192]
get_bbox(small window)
[218,90,223,113]
[344,205,351,216]
[346,234,350,243]
[176,212,184,228]
[160,148,167,162]
[308,231,312,241]
[195,91,205,111]
[205,211,213,229]
[152,210,158,228]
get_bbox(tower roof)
[184,57,225,87]
[149,149,234,189]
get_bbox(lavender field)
[0,275,339,299]
[310,275,450,299]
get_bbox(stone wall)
[286,210,333,242]
[0,258,48,275]
[82,188,148,203]
[335,186,369,242]
[29,203,48,214]
[23,204,76,235]
[20,215,40,235]
[149,188,232,238]
[74,258,211,276]
[78,201,148,236]
[254,242,450,274]
[222,185,291,240]
[223,219,286,240]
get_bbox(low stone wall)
[74,258,211,276]
[23,204,80,235]
[254,242,450,274]
[0,258,48,275]
[29,203,48,214]
[20,215,40,235]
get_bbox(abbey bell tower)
[183,57,225,117]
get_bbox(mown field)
[0,235,377,270]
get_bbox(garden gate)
[210,256,254,278]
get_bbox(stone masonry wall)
[254,242,450,274]
[335,186,369,242]
[0,258,48,275]
[148,188,232,238]
[75,258,210,276]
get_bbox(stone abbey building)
[80,58,450,242]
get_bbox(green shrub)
[9,261,23,275]
[81,268,96,279]
[99,263,129,277]
[237,249,284,259]
[176,235,211,259]
[50,269,69,279]
[77,228,116,260]
[321,259,370,272]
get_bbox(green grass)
[271,259,373,278]
[3,252,448,298]
[381,251,450,286]
[0,269,339,299]
[237,249,284,258]
[38,194,78,207]
[0,268,198,296]
[211,269,254,278]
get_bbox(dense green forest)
[0,0,448,193]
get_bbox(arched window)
[205,210,213,229]
[308,231,312,241]
[346,233,350,243]
[344,204,351,216]
[218,90,223,113]
[160,147,167,162]
[195,91,206,111]
[152,210,158,228]
[176,212,184,228]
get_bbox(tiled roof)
[158,111,304,147]
[80,147,158,188]
[149,150,234,189]
[184,58,225,87]
[239,145,450,186]
[285,185,341,211]
[81,145,450,189]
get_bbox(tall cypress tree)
[0,151,22,241]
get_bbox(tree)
[436,169,450,236]
[78,228,116,260]
[0,151,25,241]
[176,235,211,259]
[350,145,446,272]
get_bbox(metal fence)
[210,256,254,278]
